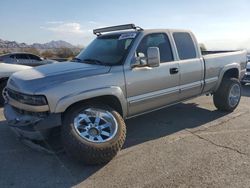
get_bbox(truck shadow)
[53,101,229,185]
[242,85,250,97]
[124,102,227,148]
[0,102,229,187]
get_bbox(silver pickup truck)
[3,24,247,165]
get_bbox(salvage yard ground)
[0,86,250,188]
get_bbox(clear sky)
[0,0,249,50]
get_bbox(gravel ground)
[0,85,249,188]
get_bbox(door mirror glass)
[147,47,160,67]
[131,52,147,68]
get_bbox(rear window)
[173,32,197,60]
[28,54,41,61]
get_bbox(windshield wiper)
[82,58,105,65]
[71,57,82,62]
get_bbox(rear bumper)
[4,104,62,140]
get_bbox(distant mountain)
[0,39,77,49]
[32,40,75,49]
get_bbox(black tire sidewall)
[214,78,241,112]
[226,79,241,110]
[61,103,126,164]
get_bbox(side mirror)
[147,47,160,67]
[131,52,147,68]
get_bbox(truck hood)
[8,61,111,93]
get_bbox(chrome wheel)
[73,108,118,143]
[228,84,241,107]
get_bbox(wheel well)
[0,77,8,84]
[223,68,239,79]
[64,95,124,117]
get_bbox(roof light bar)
[93,24,143,35]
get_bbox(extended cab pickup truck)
[3,24,247,165]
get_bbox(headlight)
[7,89,47,106]
[20,95,47,106]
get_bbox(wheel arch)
[55,86,127,118]
[214,63,240,92]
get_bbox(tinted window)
[137,33,173,63]
[173,32,197,60]
[15,54,29,59]
[28,54,41,61]
[10,55,15,59]
[77,33,136,65]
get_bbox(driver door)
[125,33,180,116]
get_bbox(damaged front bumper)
[4,104,62,140]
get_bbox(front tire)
[61,103,126,165]
[213,78,241,112]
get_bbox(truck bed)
[202,50,247,93]
[202,50,237,55]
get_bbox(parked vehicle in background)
[3,24,248,165]
[0,62,31,105]
[0,53,57,105]
[0,52,56,67]
[241,57,250,85]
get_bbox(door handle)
[170,68,179,74]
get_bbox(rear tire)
[213,78,241,112]
[61,103,126,165]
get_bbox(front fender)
[214,63,240,91]
[54,86,127,117]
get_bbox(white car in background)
[0,62,31,105]
[0,52,56,67]
[241,56,250,85]
[0,53,56,105]
[241,62,250,85]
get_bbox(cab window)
[136,33,173,63]
[173,32,197,60]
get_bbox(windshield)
[75,33,138,65]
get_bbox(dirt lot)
[0,86,250,188]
